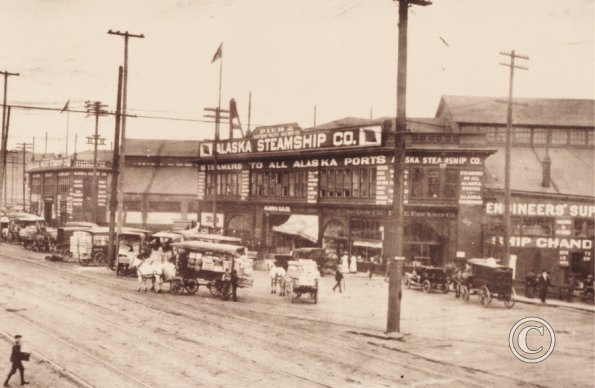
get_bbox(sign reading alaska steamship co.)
[198,124,382,157]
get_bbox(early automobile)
[459,258,516,308]
[402,257,450,294]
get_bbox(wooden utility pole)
[16,142,32,211]
[85,100,108,224]
[0,70,19,212]
[247,91,252,135]
[2,107,11,207]
[499,50,529,266]
[108,67,123,271]
[313,105,317,126]
[386,0,431,336]
[108,29,145,235]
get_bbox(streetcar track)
[0,249,564,387]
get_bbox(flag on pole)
[60,99,70,113]
[229,98,243,138]
[211,43,223,63]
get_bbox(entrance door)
[44,198,53,225]
[404,222,446,265]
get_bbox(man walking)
[333,266,344,293]
[4,335,29,387]
[231,269,239,302]
[537,269,551,303]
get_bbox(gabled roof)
[436,95,595,128]
[125,139,200,158]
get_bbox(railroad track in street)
[1,248,546,387]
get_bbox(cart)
[460,258,516,308]
[171,240,253,299]
[285,259,319,304]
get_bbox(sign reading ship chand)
[198,125,382,157]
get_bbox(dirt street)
[0,243,593,387]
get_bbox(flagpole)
[212,46,223,233]
[65,110,70,156]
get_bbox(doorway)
[44,198,54,225]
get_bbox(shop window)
[351,219,382,240]
[574,218,594,238]
[568,130,586,145]
[550,130,568,145]
[513,128,531,144]
[44,174,57,195]
[587,131,594,146]
[82,177,92,198]
[521,217,554,236]
[319,167,376,199]
[409,167,460,200]
[532,129,548,145]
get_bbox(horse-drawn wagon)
[402,257,449,294]
[459,258,516,308]
[284,259,320,304]
[165,240,253,299]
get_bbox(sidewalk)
[514,294,595,313]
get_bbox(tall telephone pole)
[85,100,108,224]
[386,0,431,336]
[16,142,32,211]
[108,29,145,234]
[0,70,19,212]
[499,50,529,266]
[108,67,123,271]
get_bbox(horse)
[129,256,176,292]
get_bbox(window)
[251,170,307,198]
[44,173,57,195]
[511,217,554,236]
[551,130,568,145]
[205,171,241,197]
[513,128,531,144]
[588,131,594,146]
[350,219,382,240]
[574,218,594,238]
[149,201,180,212]
[319,167,376,199]
[124,200,141,211]
[568,130,586,145]
[532,129,548,145]
[58,176,70,194]
[31,176,41,195]
[409,167,460,200]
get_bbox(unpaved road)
[0,243,593,387]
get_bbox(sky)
[0,0,593,154]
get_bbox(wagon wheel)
[208,282,221,297]
[441,282,449,294]
[170,280,183,295]
[184,278,199,295]
[93,252,107,265]
[479,286,492,307]
[504,288,516,309]
[220,283,231,301]
[79,256,91,267]
[422,279,432,294]
[460,285,470,302]
[402,277,411,289]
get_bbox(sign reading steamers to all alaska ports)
[198,125,382,157]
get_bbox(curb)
[514,297,595,313]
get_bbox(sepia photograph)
[0,0,593,387]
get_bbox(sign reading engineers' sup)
[198,125,382,157]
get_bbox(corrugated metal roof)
[484,146,594,197]
[125,139,200,158]
[305,117,448,133]
[437,95,595,128]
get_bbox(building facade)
[196,120,494,265]
[436,95,595,285]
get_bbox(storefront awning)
[272,215,319,243]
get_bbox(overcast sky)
[0,0,593,154]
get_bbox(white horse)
[129,257,176,292]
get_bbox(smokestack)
[541,154,551,188]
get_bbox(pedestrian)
[368,256,375,279]
[333,266,344,293]
[537,269,551,303]
[3,334,29,387]
[231,269,239,302]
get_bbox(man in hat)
[4,335,29,387]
